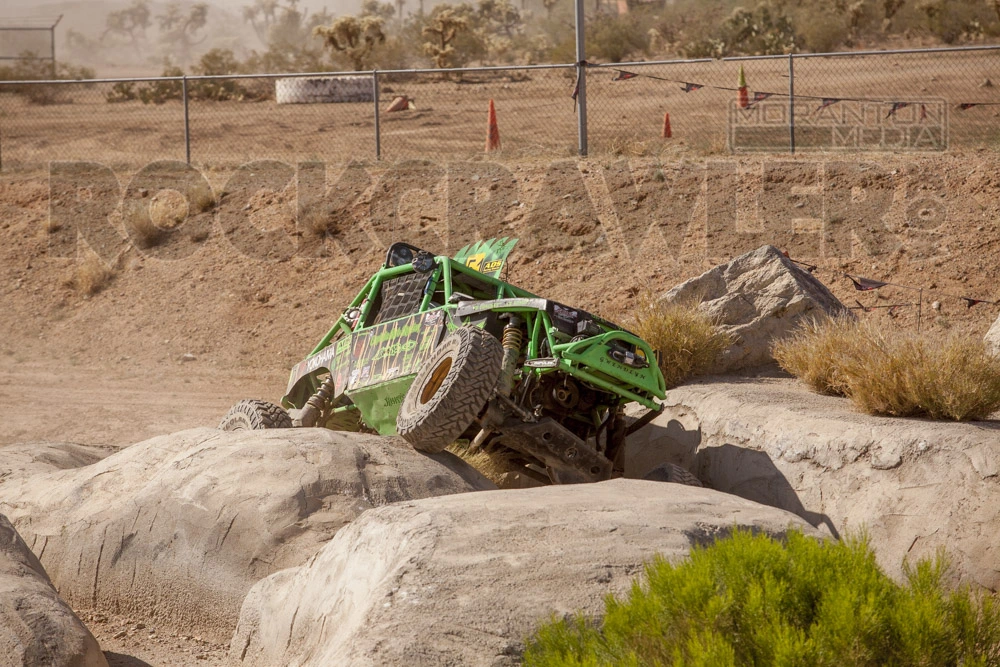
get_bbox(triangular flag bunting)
[681,82,703,93]
[848,275,888,291]
[886,102,910,118]
[613,70,638,81]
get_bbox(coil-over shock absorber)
[296,375,336,427]
[498,315,523,398]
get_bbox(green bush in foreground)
[524,529,1000,667]
[774,317,1000,420]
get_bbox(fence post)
[50,15,62,79]
[788,53,795,155]
[574,0,588,157]
[373,70,381,160]
[182,76,191,165]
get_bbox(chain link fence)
[0,45,997,169]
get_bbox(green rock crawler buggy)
[221,239,676,485]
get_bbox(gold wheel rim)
[420,357,453,405]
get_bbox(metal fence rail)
[0,45,998,169]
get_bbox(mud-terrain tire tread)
[219,399,293,431]
[397,327,503,453]
[642,463,702,487]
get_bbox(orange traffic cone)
[485,99,501,152]
[385,95,414,112]
[737,64,749,109]
[661,112,672,138]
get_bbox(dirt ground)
[1,142,999,663]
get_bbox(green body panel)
[281,237,670,432]
[346,376,414,435]
[557,331,666,399]
[452,237,518,277]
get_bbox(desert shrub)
[0,53,95,105]
[587,13,650,63]
[524,528,1000,667]
[131,64,184,104]
[774,317,1000,420]
[106,81,139,103]
[623,297,731,390]
[190,49,255,101]
[680,1,796,57]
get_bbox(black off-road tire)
[642,463,702,487]
[397,326,503,454]
[219,399,293,431]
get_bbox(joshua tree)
[242,0,280,42]
[103,0,152,49]
[361,0,396,20]
[479,0,522,37]
[422,7,469,67]
[314,15,387,70]
[157,2,209,59]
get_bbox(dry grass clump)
[123,202,166,249]
[445,443,531,489]
[624,297,732,389]
[774,317,1000,421]
[69,251,114,295]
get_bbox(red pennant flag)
[919,104,927,121]
[963,297,991,308]
[816,98,840,112]
[737,65,749,109]
[748,91,773,107]
[613,70,638,81]
[886,102,910,118]
[958,103,978,110]
[681,82,703,93]
[848,275,888,291]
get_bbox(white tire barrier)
[275,76,374,104]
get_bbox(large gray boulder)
[231,479,820,667]
[635,377,1000,589]
[0,442,111,485]
[662,245,848,372]
[0,427,494,643]
[985,315,1000,355]
[1,513,107,667]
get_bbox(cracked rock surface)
[0,427,495,644]
[231,479,818,667]
[1,513,108,667]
